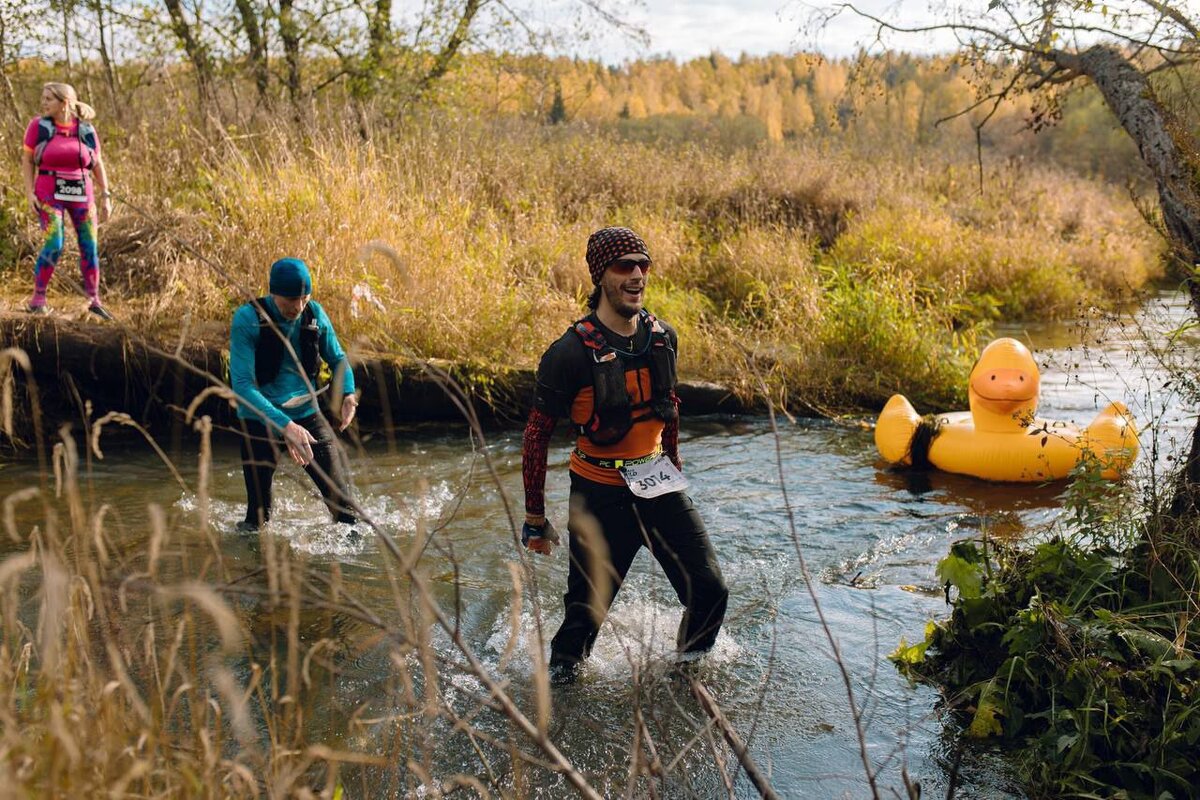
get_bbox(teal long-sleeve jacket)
[229,297,355,432]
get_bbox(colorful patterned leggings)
[32,201,99,303]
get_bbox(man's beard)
[603,281,640,319]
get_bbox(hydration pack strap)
[573,319,609,352]
[646,318,678,421]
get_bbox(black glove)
[521,519,561,553]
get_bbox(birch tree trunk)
[233,0,269,104]
[89,0,123,122]
[0,14,23,126]
[278,0,303,108]
[163,0,213,112]
[1054,45,1200,516]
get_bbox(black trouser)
[238,413,357,528]
[550,472,728,664]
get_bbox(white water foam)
[483,582,743,684]
[174,477,457,557]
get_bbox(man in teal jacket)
[229,257,359,532]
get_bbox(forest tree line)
[0,1,1164,184]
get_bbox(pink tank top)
[23,117,101,205]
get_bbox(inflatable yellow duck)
[875,338,1138,482]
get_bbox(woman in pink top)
[20,82,113,319]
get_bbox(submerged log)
[1,312,756,444]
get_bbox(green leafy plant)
[895,525,1200,798]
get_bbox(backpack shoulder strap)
[644,311,664,335]
[32,117,55,167]
[77,121,97,153]
[252,296,276,326]
[571,317,609,352]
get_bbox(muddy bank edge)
[2,314,760,439]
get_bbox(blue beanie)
[269,257,312,297]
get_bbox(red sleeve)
[22,118,40,152]
[522,407,557,520]
[663,394,681,470]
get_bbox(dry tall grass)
[0,110,1163,411]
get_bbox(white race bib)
[619,454,688,499]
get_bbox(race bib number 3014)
[619,455,688,499]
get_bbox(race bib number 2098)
[52,177,86,203]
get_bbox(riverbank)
[0,308,758,447]
[1,118,1163,421]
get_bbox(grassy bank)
[893,490,1200,797]
[0,112,1162,413]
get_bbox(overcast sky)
[566,0,955,62]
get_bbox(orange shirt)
[531,314,677,487]
[568,364,665,485]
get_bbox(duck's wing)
[875,394,922,465]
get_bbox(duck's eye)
[1020,376,1024,381]
[991,375,996,380]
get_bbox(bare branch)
[832,3,1028,52]
[934,69,1028,127]
[1139,0,1200,39]
[576,0,650,47]
[412,0,486,98]
[692,681,780,800]
[1050,23,1196,54]
[1035,0,1060,51]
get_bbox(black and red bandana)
[585,227,650,285]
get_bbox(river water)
[2,291,1196,798]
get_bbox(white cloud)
[568,0,958,63]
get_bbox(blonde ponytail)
[42,82,96,122]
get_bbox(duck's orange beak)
[971,367,1036,400]
[970,367,1037,414]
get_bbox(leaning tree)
[824,0,1200,514]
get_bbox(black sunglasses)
[609,258,652,275]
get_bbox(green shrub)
[807,262,981,410]
[895,474,1200,799]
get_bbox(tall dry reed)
[0,107,1162,412]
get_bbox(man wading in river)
[229,257,359,533]
[521,226,728,685]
